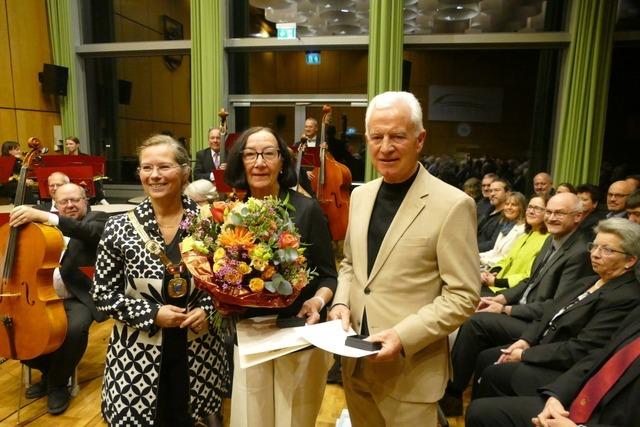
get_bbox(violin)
[0,137,66,360]
[310,105,352,241]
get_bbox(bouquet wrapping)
[180,195,314,314]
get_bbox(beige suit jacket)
[333,164,480,403]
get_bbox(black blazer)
[540,304,640,427]
[578,208,607,240]
[520,272,640,370]
[193,148,219,181]
[58,209,109,322]
[503,230,594,321]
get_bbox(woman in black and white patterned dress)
[92,134,228,426]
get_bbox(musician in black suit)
[473,218,640,398]
[442,193,594,416]
[193,127,225,181]
[36,171,70,212]
[9,183,108,415]
[466,303,640,427]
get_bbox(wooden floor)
[0,320,466,426]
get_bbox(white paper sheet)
[294,319,379,358]
[235,315,311,368]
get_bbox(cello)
[0,137,66,360]
[311,105,352,241]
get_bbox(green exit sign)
[276,23,296,40]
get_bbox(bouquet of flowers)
[180,195,314,314]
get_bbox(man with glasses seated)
[606,180,633,219]
[441,193,594,416]
[8,183,108,415]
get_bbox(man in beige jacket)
[329,91,480,426]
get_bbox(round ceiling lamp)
[435,1,481,21]
[265,4,306,23]
[249,0,293,9]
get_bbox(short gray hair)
[365,91,424,137]
[184,179,219,203]
[594,217,640,259]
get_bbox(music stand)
[212,169,233,194]
[0,157,17,183]
[35,166,96,199]
[38,155,106,177]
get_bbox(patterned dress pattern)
[92,196,228,426]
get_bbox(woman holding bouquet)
[92,135,228,426]
[224,127,338,427]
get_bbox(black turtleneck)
[367,167,419,275]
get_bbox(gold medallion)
[168,276,188,298]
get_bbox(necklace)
[128,211,188,298]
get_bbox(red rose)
[210,201,226,223]
[278,231,300,249]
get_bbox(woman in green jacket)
[480,195,549,295]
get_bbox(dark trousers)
[466,396,545,427]
[156,327,193,427]
[24,298,93,388]
[472,347,564,399]
[449,312,529,395]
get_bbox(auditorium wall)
[0,0,60,152]
[106,0,191,157]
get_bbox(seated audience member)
[626,174,640,192]
[533,172,554,197]
[8,183,108,414]
[472,218,640,399]
[478,178,511,251]
[38,172,70,212]
[441,192,593,416]
[466,301,640,427]
[606,180,633,218]
[481,195,548,295]
[555,182,576,194]
[576,183,606,239]
[463,177,482,202]
[183,179,219,206]
[627,190,640,225]
[477,173,497,223]
[479,192,527,268]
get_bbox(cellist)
[8,183,108,415]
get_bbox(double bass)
[0,137,66,360]
[311,105,352,241]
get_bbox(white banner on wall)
[428,85,503,123]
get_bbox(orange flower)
[210,201,227,223]
[278,231,300,249]
[261,265,276,280]
[218,227,255,249]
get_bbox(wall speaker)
[118,79,132,105]
[38,64,68,96]
[402,59,412,92]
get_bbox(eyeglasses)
[526,205,545,214]
[137,164,184,175]
[607,192,630,199]
[587,242,630,257]
[544,209,577,219]
[242,148,280,163]
[57,197,85,206]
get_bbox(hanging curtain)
[46,0,78,138]
[365,0,404,182]
[552,0,618,185]
[191,0,224,158]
